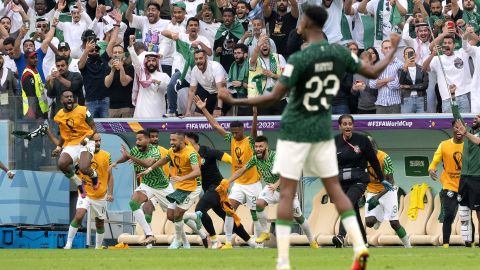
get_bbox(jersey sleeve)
[130,15,145,30]
[245,156,256,170]
[383,154,394,175]
[428,143,443,170]
[279,53,303,89]
[189,151,199,165]
[224,132,233,143]
[150,147,161,160]
[248,136,255,149]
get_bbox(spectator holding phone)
[352,51,378,114]
[398,47,429,113]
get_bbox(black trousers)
[195,186,251,242]
[338,181,368,243]
[440,189,459,244]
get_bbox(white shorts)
[365,187,399,222]
[168,185,202,210]
[76,196,107,220]
[258,185,302,217]
[272,139,339,180]
[136,183,175,211]
[62,140,95,163]
[229,181,262,210]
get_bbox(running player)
[364,136,411,248]
[52,90,98,198]
[140,132,202,249]
[428,120,464,248]
[194,97,261,249]
[112,130,174,247]
[64,133,114,249]
[227,135,318,248]
[219,6,401,270]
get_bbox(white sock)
[175,220,185,242]
[257,210,268,233]
[133,209,153,236]
[95,233,104,249]
[69,175,82,186]
[185,219,207,239]
[300,221,314,243]
[225,215,234,243]
[341,215,366,251]
[459,206,472,242]
[183,212,197,220]
[276,223,291,265]
[254,221,262,239]
[67,225,78,245]
[401,235,411,248]
[182,231,188,244]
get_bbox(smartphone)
[23,21,30,30]
[407,51,414,59]
[446,21,455,30]
[36,27,42,33]
[261,28,267,36]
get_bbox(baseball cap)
[25,50,38,59]
[173,2,186,10]
[58,42,70,50]
[81,29,97,41]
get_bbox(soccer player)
[185,132,257,249]
[219,6,401,270]
[140,132,202,249]
[450,84,480,247]
[64,133,114,249]
[52,90,98,198]
[193,97,260,249]
[112,130,174,246]
[364,136,411,248]
[428,120,465,248]
[227,135,318,248]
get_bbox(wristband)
[6,170,13,175]
[215,107,222,110]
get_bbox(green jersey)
[452,103,480,177]
[246,150,278,185]
[130,145,169,189]
[279,41,361,143]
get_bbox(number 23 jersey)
[279,41,361,143]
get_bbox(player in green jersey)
[112,130,174,247]
[227,136,318,248]
[219,6,401,270]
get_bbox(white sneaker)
[182,241,191,249]
[63,243,72,250]
[211,240,222,249]
[146,244,153,249]
[276,258,291,270]
[373,221,381,230]
[247,238,257,248]
[255,242,264,249]
[168,240,182,249]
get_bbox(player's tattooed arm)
[193,95,227,136]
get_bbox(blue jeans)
[441,93,470,113]
[401,96,425,113]
[86,97,110,118]
[167,70,189,114]
[332,104,350,115]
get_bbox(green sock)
[145,214,152,224]
[396,226,407,238]
[70,221,79,228]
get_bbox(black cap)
[81,29,97,42]
[58,42,70,50]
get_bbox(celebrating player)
[194,96,261,249]
[52,90,98,198]
[112,130,174,247]
[64,133,114,249]
[227,135,318,248]
[364,136,411,248]
[219,5,401,270]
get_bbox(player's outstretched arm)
[228,166,247,184]
[218,82,289,108]
[140,157,170,176]
[107,165,114,202]
[172,164,201,183]
[358,33,401,79]
[251,107,258,139]
[193,95,228,136]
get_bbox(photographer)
[398,47,429,113]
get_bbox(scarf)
[341,12,353,41]
[248,53,280,96]
[390,5,402,28]
[362,15,375,48]
[375,0,385,41]
[176,39,195,81]
[214,21,245,62]
[228,60,249,96]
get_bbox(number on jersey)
[303,74,340,111]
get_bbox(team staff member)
[428,120,465,248]
[332,114,393,248]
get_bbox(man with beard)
[139,131,202,249]
[236,1,250,31]
[46,56,84,115]
[56,0,93,56]
[21,50,49,119]
[452,0,480,32]
[228,44,251,116]
[56,42,80,73]
[263,0,298,57]
[64,132,114,250]
[248,35,286,115]
[402,20,431,65]
[214,8,244,72]
[197,2,220,46]
[451,85,480,248]
[52,90,97,200]
[227,135,319,248]
[423,32,473,113]
[112,130,174,247]
[186,49,227,117]
[426,0,446,37]
[241,18,277,56]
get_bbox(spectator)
[333,42,359,114]
[352,51,378,114]
[0,3,28,40]
[462,26,480,113]
[56,42,80,73]
[214,8,244,72]
[2,37,19,75]
[264,0,298,57]
[0,53,20,120]
[197,3,221,47]
[185,0,205,19]
[32,17,59,80]
[46,56,84,115]
[248,35,286,115]
[452,0,480,33]
[236,1,250,31]
[398,47,429,113]
[104,44,135,118]
[402,20,431,65]
[228,43,250,115]
[162,17,212,117]
[20,0,56,36]
[128,47,170,118]
[368,40,402,114]
[240,18,277,56]
[345,0,373,51]
[323,0,344,44]
[186,49,227,117]
[423,32,472,113]
[21,50,48,120]
[426,0,446,37]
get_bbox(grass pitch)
[1,247,479,270]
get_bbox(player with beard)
[227,136,319,248]
[52,90,97,198]
[450,85,480,247]
[219,6,402,270]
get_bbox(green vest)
[21,68,49,116]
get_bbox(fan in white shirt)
[197,3,221,47]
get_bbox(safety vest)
[21,67,49,116]
[247,53,282,98]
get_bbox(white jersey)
[322,0,344,44]
[159,20,187,66]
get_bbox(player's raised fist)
[389,33,401,49]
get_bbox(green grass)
[0,247,479,270]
